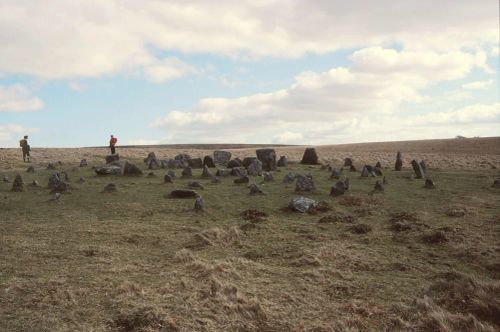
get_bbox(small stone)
[123,161,143,176]
[375,161,382,168]
[216,169,232,177]
[301,148,319,165]
[203,156,216,168]
[374,180,384,192]
[26,166,35,173]
[395,152,403,171]
[147,172,156,177]
[188,181,205,189]
[95,165,121,176]
[492,179,500,188]
[344,158,353,167]
[231,167,248,177]
[374,167,383,176]
[194,197,204,212]
[234,176,250,184]
[277,156,288,167]
[103,183,117,193]
[288,197,318,213]
[182,167,192,178]
[78,177,86,183]
[167,170,176,178]
[249,184,264,195]
[383,176,388,184]
[211,176,221,183]
[330,180,347,196]
[201,165,213,178]
[330,168,342,179]
[283,172,296,183]
[295,174,315,192]
[263,172,274,182]
[30,180,40,187]
[46,163,56,170]
[349,165,357,172]
[80,159,88,167]
[425,179,436,189]
[11,174,24,192]
[164,174,174,183]
[2,175,8,183]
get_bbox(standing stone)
[375,161,382,168]
[283,172,297,183]
[349,165,357,172]
[228,159,243,168]
[148,158,160,170]
[203,156,216,168]
[231,167,248,177]
[330,180,347,196]
[383,176,388,185]
[103,183,117,193]
[374,167,383,176]
[374,180,385,192]
[425,179,436,189]
[187,158,203,169]
[295,174,315,193]
[123,161,143,176]
[194,197,204,212]
[11,174,24,192]
[395,152,403,171]
[411,160,425,179]
[301,148,319,165]
[234,176,250,184]
[277,156,288,167]
[26,166,35,173]
[201,165,213,178]
[420,160,427,172]
[361,167,370,177]
[80,159,88,167]
[182,167,192,178]
[247,159,263,176]
[263,172,274,182]
[105,154,120,164]
[344,158,353,167]
[164,174,174,183]
[48,172,68,193]
[249,184,264,195]
[144,152,156,164]
[256,149,277,172]
[344,177,350,190]
[213,151,232,166]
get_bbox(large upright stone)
[12,174,24,192]
[106,154,120,164]
[242,157,257,167]
[411,160,425,179]
[228,159,243,168]
[143,152,156,165]
[148,158,160,170]
[203,156,216,168]
[213,151,232,166]
[330,180,347,196]
[187,158,203,169]
[201,165,213,178]
[123,161,143,176]
[301,148,319,165]
[247,159,263,176]
[395,152,403,171]
[295,174,315,193]
[344,158,353,167]
[256,148,277,171]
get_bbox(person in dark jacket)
[19,135,31,162]
[109,135,118,154]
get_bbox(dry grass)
[0,140,499,331]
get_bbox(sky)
[0,0,499,148]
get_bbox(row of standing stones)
[5,148,500,211]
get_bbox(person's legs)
[22,151,26,162]
[26,151,30,162]
[111,146,116,154]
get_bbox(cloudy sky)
[0,0,499,147]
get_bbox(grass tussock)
[187,227,241,249]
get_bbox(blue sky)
[0,1,499,147]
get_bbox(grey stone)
[103,183,117,193]
[95,165,121,176]
[203,156,216,168]
[187,158,203,169]
[249,184,264,195]
[228,159,243,168]
[374,180,384,192]
[330,168,342,179]
[12,174,24,192]
[2,175,8,182]
[211,176,221,183]
[277,156,288,167]
[411,160,425,179]
[247,159,263,176]
[143,152,157,164]
[231,167,248,177]
[350,165,357,172]
[188,181,205,189]
[492,179,500,188]
[79,159,88,167]
[194,197,204,212]
[344,158,353,167]
[374,167,383,176]
[164,174,174,183]
[375,161,382,168]
[256,148,277,171]
[288,197,318,213]
[330,180,347,196]
[215,169,232,177]
[167,170,176,178]
[182,167,192,178]
[295,174,315,193]
[420,160,427,172]
[147,172,156,177]
[242,157,258,167]
[169,189,199,198]
[105,154,120,164]
[26,166,35,173]
[283,172,297,183]
[123,161,143,176]
[201,165,213,178]
[425,179,436,189]
[175,153,191,162]
[213,150,232,166]
[148,158,160,170]
[301,148,319,165]
[30,180,40,187]
[263,172,274,182]
[395,152,403,171]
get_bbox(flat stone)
[95,165,121,176]
[169,189,199,198]
[234,176,250,184]
[187,158,203,169]
[105,154,120,164]
[288,197,318,213]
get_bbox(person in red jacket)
[109,135,118,154]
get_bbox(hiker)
[109,134,118,154]
[19,135,31,162]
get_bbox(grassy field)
[1,153,499,331]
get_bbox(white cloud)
[69,82,87,92]
[151,47,493,143]
[143,57,197,83]
[0,1,497,79]
[0,84,43,112]
[462,80,494,90]
[0,124,38,147]
[125,138,161,146]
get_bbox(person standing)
[109,134,118,154]
[19,135,31,162]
